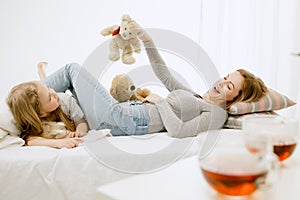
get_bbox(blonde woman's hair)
[6,81,75,141]
[226,69,268,109]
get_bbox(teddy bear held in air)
[101,14,143,64]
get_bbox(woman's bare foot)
[37,62,48,81]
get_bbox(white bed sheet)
[0,132,203,200]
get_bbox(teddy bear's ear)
[109,87,116,96]
[110,74,121,95]
[122,14,132,22]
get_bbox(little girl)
[6,63,88,148]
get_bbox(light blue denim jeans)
[43,63,148,136]
[110,100,148,136]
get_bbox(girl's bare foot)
[38,62,48,81]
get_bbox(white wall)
[0,0,299,118]
[290,0,300,120]
[197,0,299,118]
[0,0,202,109]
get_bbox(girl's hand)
[54,137,84,149]
[142,93,163,104]
[69,131,87,138]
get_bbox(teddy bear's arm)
[130,38,141,54]
[101,25,119,36]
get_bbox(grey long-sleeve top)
[144,40,228,138]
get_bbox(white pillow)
[0,111,20,137]
[0,129,24,149]
[223,111,278,129]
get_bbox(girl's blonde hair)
[41,121,71,139]
[226,69,268,109]
[6,81,75,141]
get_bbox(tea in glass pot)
[198,131,279,197]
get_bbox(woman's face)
[36,81,60,117]
[205,71,244,105]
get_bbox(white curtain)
[198,0,299,118]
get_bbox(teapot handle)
[256,152,280,190]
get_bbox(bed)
[0,109,201,200]
[0,131,202,200]
[0,86,297,200]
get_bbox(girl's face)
[205,71,244,105]
[36,81,60,117]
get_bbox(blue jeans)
[110,100,148,136]
[43,63,149,136]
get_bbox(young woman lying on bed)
[6,26,267,149]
